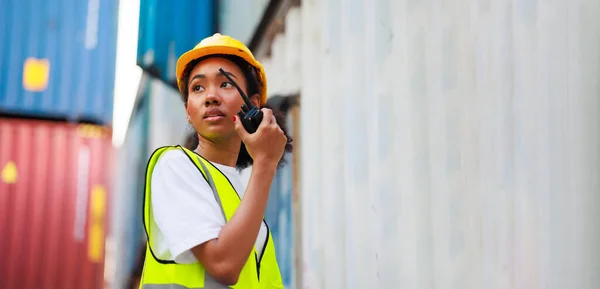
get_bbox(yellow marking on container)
[88,223,104,263]
[1,161,18,184]
[88,185,106,263]
[90,185,106,218]
[23,58,50,92]
[78,124,104,139]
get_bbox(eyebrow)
[190,71,238,83]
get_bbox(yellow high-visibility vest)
[140,145,284,289]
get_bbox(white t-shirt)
[150,149,268,264]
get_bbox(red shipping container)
[0,118,114,289]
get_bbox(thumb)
[233,115,250,141]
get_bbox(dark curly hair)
[180,54,293,170]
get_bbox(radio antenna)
[218,68,255,109]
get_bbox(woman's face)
[185,57,259,141]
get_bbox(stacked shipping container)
[0,0,119,287]
[0,119,114,289]
[0,0,118,124]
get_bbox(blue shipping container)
[264,150,295,289]
[137,0,216,85]
[0,0,119,125]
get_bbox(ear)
[184,104,191,123]
[250,93,261,108]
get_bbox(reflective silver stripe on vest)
[196,156,227,221]
[142,272,230,288]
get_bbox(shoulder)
[152,149,198,175]
[150,149,216,212]
[147,151,226,263]
[155,148,191,166]
[150,148,208,190]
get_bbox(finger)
[232,115,250,140]
[260,108,273,127]
[270,115,277,126]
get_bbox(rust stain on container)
[0,118,114,289]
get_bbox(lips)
[203,108,226,119]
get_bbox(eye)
[192,85,204,92]
[221,82,233,88]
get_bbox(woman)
[139,33,292,288]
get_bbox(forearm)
[192,161,276,283]
[217,162,276,267]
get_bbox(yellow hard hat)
[176,33,268,105]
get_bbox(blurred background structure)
[1,0,599,289]
[0,0,119,288]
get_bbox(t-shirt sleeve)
[150,150,226,264]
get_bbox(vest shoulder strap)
[143,145,226,262]
[177,146,226,221]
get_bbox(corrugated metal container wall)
[147,78,188,151]
[239,104,300,289]
[263,123,296,289]
[218,0,271,45]
[251,9,303,289]
[259,7,302,96]
[0,0,118,125]
[137,0,216,85]
[298,0,600,288]
[105,92,149,289]
[0,118,114,289]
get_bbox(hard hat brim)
[176,45,267,105]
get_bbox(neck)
[195,134,241,168]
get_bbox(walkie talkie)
[218,68,263,133]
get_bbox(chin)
[200,127,236,140]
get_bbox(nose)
[204,88,221,106]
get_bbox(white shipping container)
[260,7,302,97]
[107,76,189,289]
[147,78,189,151]
[107,93,149,289]
[218,0,271,45]
[288,0,600,288]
